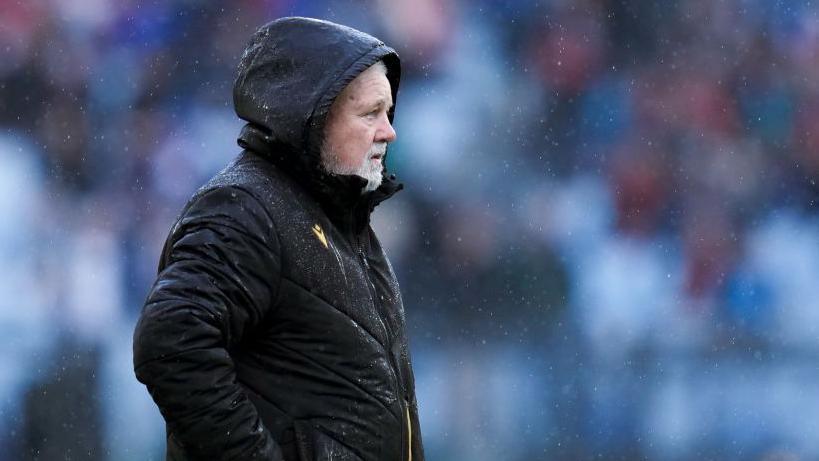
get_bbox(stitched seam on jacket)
[309,422,366,461]
[235,366,293,419]
[278,277,390,353]
[274,341,401,423]
[134,344,231,375]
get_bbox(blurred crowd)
[2,0,819,459]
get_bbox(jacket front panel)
[220,151,415,461]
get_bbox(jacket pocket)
[293,420,364,461]
[239,384,297,460]
[166,432,187,461]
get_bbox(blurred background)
[2,0,819,459]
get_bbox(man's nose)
[377,116,397,143]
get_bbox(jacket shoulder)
[200,151,286,200]
[186,151,318,224]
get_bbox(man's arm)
[133,186,282,460]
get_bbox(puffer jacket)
[133,17,424,461]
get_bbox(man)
[133,17,424,461]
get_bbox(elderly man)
[133,17,424,461]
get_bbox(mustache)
[368,143,387,157]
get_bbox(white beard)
[321,142,386,193]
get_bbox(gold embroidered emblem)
[311,224,328,249]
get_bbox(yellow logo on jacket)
[312,224,328,249]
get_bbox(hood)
[233,17,403,229]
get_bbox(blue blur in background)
[1,0,819,460]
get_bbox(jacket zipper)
[357,245,395,340]
[355,232,409,460]
[406,401,412,461]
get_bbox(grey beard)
[321,143,386,193]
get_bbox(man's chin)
[362,176,383,193]
[360,163,384,192]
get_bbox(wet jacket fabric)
[133,17,424,461]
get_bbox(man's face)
[322,63,396,192]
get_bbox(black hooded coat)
[133,17,424,461]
